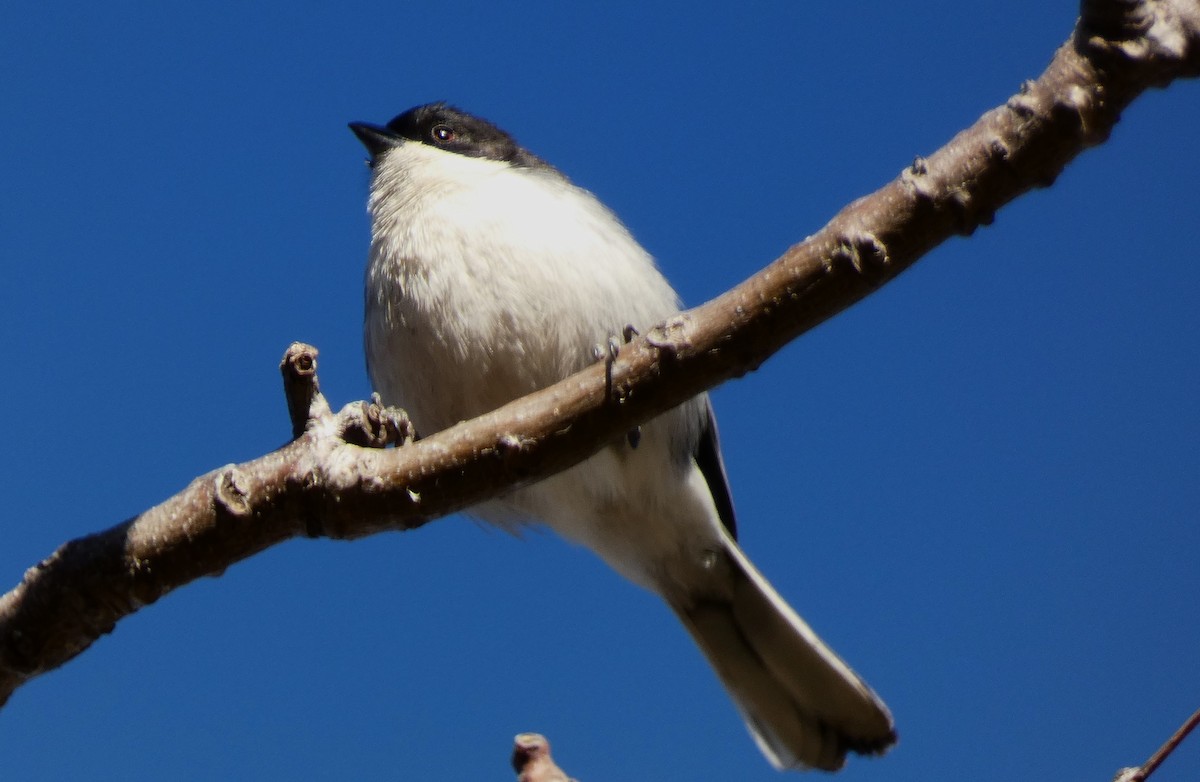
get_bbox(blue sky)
[2,3,1198,780]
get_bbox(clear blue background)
[2,3,1197,780]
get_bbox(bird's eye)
[432,124,455,143]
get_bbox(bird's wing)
[693,398,738,540]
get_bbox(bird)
[349,103,896,771]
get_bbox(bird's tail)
[674,539,896,771]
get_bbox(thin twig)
[1130,707,1200,781]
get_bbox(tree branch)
[1114,707,1200,782]
[2,0,1198,709]
[512,733,576,782]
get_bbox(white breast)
[364,141,683,430]
[362,140,719,591]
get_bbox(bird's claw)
[593,325,642,448]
